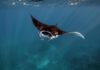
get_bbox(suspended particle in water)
[12,2,16,5]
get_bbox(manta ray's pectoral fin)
[57,30,66,35]
[31,15,48,30]
[65,32,85,39]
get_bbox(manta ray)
[31,15,85,40]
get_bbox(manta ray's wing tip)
[74,32,85,39]
[68,32,85,39]
[31,15,33,18]
[81,35,85,39]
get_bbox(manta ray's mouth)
[42,31,52,37]
[39,30,59,40]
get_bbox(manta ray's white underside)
[39,31,59,40]
[39,31,85,40]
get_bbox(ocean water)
[0,0,100,70]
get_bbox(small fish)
[31,15,85,40]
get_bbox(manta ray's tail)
[67,32,85,39]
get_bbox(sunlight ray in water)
[1,0,100,6]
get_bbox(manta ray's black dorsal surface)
[31,15,85,40]
[31,15,66,36]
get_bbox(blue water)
[0,1,100,70]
